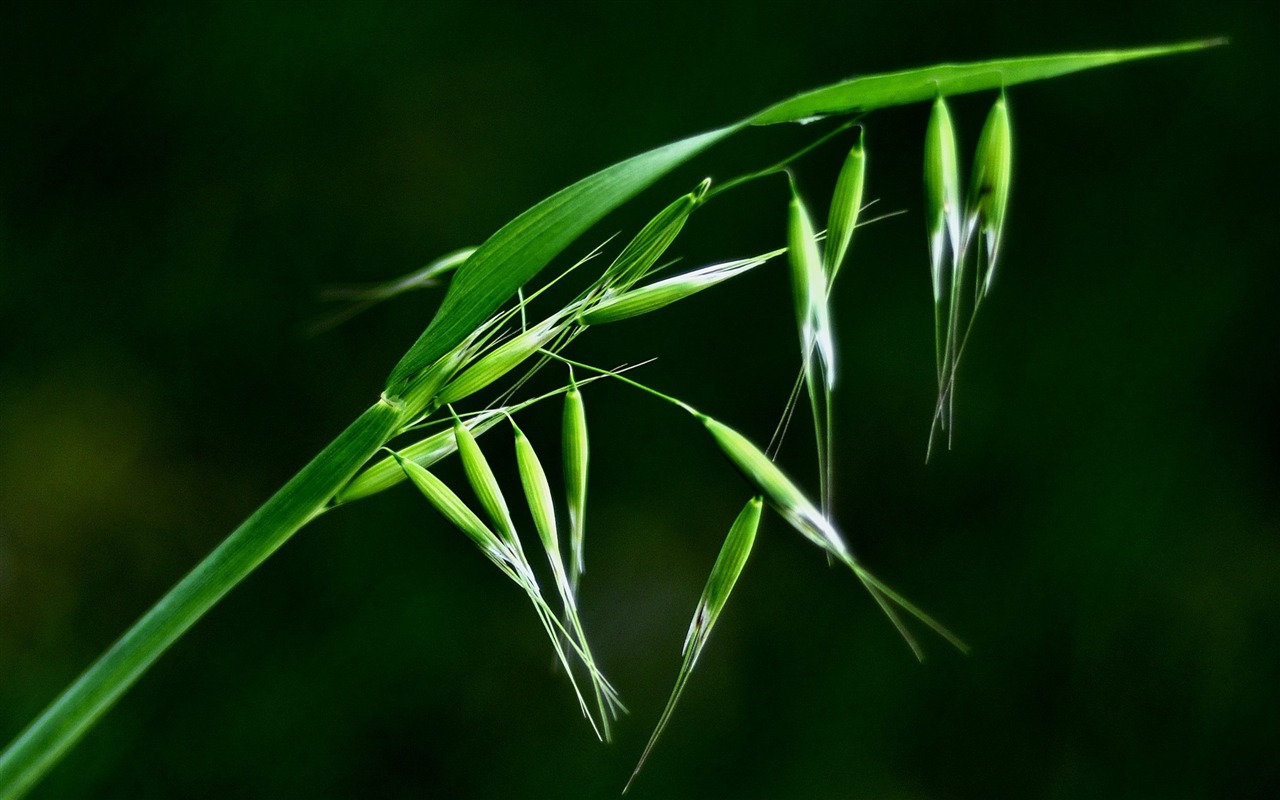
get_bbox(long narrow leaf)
[750,39,1221,125]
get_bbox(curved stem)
[704,119,862,201]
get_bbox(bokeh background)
[2,2,1275,798]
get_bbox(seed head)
[625,496,762,793]
[394,454,510,565]
[925,96,962,302]
[824,128,867,278]
[967,94,1013,294]
[562,376,589,589]
[336,410,505,504]
[512,417,561,562]
[579,255,771,326]
[602,179,710,291]
[453,411,521,549]
[698,413,848,560]
[436,319,562,406]
[788,184,836,388]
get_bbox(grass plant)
[0,40,1221,799]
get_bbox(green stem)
[0,399,406,800]
[703,119,861,201]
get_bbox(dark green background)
[2,2,1275,798]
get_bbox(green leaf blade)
[750,39,1224,125]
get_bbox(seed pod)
[395,453,621,739]
[788,184,836,388]
[394,454,509,565]
[513,414,621,735]
[562,376,589,589]
[925,96,962,302]
[453,411,520,549]
[436,319,562,406]
[625,496,762,793]
[603,178,711,291]
[579,254,771,326]
[697,412,848,560]
[968,94,1013,294]
[824,128,867,279]
[683,495,762,658]
[335,410,504,504]
[512,418,562,563]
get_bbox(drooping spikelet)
[824,128,867,279]
[625,496,762,793]
[562,374,589,590]
[967,93,1013,295]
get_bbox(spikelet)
[435,319,563,406]
[562,374,589,590]
[335,410,505,504]
[788,183,836,389]
[511,416,623,736]
[691,409,964,659]
[625,496,762,793]
[823,128,867,280]
[602,178,711,292]
[967,93,1013,295]
[393,453,614,740]
[394,454,517,574]
[924,95,963,303]
[697,412,847,560]
[452,410,521,552]
[579,254,774,326]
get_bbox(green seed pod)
[925,95,962,302]
[562,377,589,589]
[824,128,867,278]
[685,495,762,658]
[697,413,847,560]
[436,319,562,406]
[396,454,619,739]
[512,418,561,561]
[625,496,762,792]
[968,93,1013,294]
[603,178,711,291]
[453,412,520,549]
[335,410,504,504]
[394,454,509,564]
[579,255,770,326]
[788,184,835,387]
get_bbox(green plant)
[0,40,1220,798]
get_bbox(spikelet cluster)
[924,93,1014,456]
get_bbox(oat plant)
[0,40,1220,799]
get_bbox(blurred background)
[1,2,1275,798]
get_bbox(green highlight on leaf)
[749,39,1223,125]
